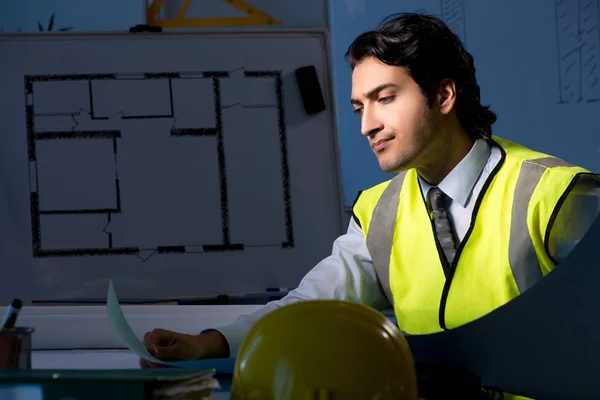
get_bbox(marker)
[265,287,290,293]
[1,299,23,330]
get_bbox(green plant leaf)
[48,12,55,31]
[37,21,44,31]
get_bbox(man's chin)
[379,161,409,174]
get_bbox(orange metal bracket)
[146,0,282,28]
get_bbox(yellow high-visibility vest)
[353,136,596,334]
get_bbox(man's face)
[350,57,440,173]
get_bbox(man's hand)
[139,328,229,369]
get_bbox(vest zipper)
[438,233,469,330]
[437,143,506,331]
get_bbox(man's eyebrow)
[350,83,399,105]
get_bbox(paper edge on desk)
[106,280,164,364]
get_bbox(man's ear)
[437,78,457,115]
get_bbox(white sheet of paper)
[106,280,165,364]
[105,280,236,372]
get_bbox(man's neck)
[417,131,475,186]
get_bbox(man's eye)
[353,108,363,115]
[379,96,395,103]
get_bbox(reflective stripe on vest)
[366,171,407,306]
[366,157,575,306]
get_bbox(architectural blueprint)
[25,70,294,261]
[555,0,600,103]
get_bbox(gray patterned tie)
[428,187,457,270]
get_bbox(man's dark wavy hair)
[346,13,497,140]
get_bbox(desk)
[31,350,231,399]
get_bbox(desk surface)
[32,350,231,399]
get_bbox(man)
[141,13,600,367]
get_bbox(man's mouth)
[371,138,391,152]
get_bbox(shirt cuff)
[202,323,250,358]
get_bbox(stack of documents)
[151,369,219,400]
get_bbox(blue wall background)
[330,0,600,207]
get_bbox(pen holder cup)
[0,327,34,370]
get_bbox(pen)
[1,299,23,330]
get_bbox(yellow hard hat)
[230,300,419,400]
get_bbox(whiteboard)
[0,30,344,302]
[329,0,600,207]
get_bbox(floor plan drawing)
[555,0,600,104]
[25,70,294,260]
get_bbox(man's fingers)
[143,328,178,346]
[139,357,162,369]
[151,343,187,361]
[143,328,166,346]
[140,329,202,364]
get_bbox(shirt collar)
[418,138,491,207]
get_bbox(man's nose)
[361,108,383,137]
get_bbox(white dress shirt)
[214,139,600,356]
